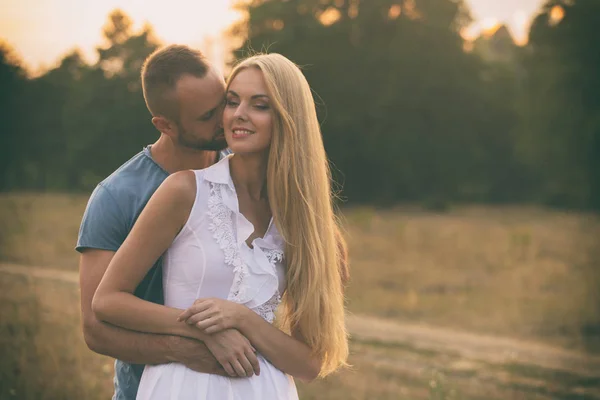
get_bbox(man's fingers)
[245,349,260,376]
[239,355,256,377]
[230,359,248,377]
[222,361,236,377]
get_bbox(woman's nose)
[233,103,248,121]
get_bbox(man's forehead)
[175,73,224,100]
[177,66,223,87]
[206,65,226,85]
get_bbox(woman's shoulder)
[154,170,198,211]
[162,170,198,193]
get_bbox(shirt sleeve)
[75,183,128,253]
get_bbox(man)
[77,45,257,400]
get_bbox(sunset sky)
[1,0,546,73]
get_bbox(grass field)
[1,272,451,400]
[1,193,600,398]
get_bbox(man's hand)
[204,329,260,378]
[165,335,228,376]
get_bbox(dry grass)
[0,273,114,399]
[0,193,86,270]
[1,193,599,351]
[0,272,460,400]
[342,205,600,353]
[3,272,595,399]
[1,193,600,398]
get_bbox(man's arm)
[80,249,223,373]
[80,173,259,377]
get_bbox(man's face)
[172,69,227,151]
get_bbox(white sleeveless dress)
[136,155,298,400]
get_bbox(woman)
[93,53,348,399]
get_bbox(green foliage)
[0,3,597,210]
[231,0,525,205]
[1,10,159,191]
[0,42,27,190]
[518,0,600,210]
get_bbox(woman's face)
[223,68,274,156]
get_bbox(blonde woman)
[92,53,348,399]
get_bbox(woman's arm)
[178,298,322,382]
[239,308,322,382]
[92,171,204,342]
[92,171,262,377]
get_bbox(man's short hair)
[141,45,210,121]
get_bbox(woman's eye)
[225,99,239,107]
[255,104,270,110]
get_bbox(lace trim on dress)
[253,292,281,323]
[257,250,284,322]
[264,249,284,264]
[207,182,248,303]
[207,182,283,322]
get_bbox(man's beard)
[177,128,228,151]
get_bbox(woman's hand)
[177,298,249,334]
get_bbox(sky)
[0,0,546,74]
[464,0,546,43]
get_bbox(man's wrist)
[163,335,178,363]
[163,335,225,375]
[163,335,190,363]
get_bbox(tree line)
[1,0,598,210]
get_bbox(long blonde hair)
[227,54,348,376]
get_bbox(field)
[1,193,600,399]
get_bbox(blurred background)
[1,0,599,399]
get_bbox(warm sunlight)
[318,7,342,27]
[388,5,402,20]
[550,5,566,26]
[481,17,500,31]
[0,0,243,73]
[464,0,546,45]
[0,0,547,72]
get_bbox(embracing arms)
[80,248,223,373]
[173,218,351,382]
[178,298,322,382]
[90,171,348,381]
[88,172,258,377]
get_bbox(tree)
[4,9,161,191]
[0,42,27,190]
[61,9,160,189]
[520,0,600,209]
[231,0,517,205]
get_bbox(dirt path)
[0,263,79,284]
[347,313,600,376]
[3,263,600,398]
